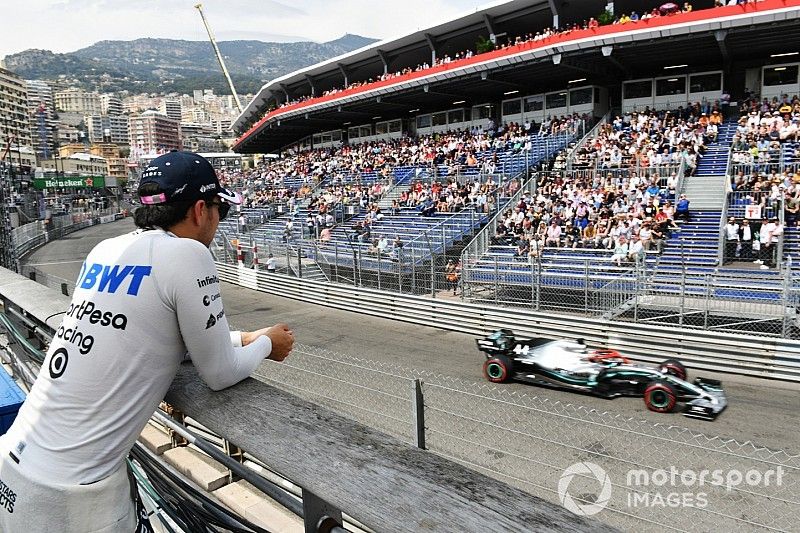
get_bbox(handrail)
[0,267,615,533]
[459,173,536,274]
[567,112,609,172]
[717,127,737,267]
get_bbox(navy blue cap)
[138,151,240,205]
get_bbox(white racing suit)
[0,228,272,532]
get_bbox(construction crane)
[194,3,244,114]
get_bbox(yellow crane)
[194,3,244,113]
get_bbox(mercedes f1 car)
[477,329,727,421]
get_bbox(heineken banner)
[33,175,106,190]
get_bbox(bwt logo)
[78,263,152,296]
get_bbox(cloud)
[0,0,485,57]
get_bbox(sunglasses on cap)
[206,199,231,221]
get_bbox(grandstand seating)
[465,245,657,291]
[315,206,486,264]
[216,132,575,274]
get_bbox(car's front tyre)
[483,355,513,383]
[643,380,678,413]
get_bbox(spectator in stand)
[545,220,562,247]
[756,216,780,269]
[610,236,629,267]
[639,221,653,251]
[564,222,581,249]
[675,194,690,222]
[283,220,294,242]
[724,216,740,264]
[581,221,597,248]
[785,188,800,227]
[266,253,277,273]
[628,234,645,265]
[738,219,754,260]
[445,260,460,295]
[515,237,530,260]
[319,226,332,242]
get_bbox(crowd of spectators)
[728,94,800,250]
[490,171,686,267]
[398,175,519,216]
[723,215,783,268]
[221,119,580,215]
[730,94,800,173]
[571,106,712,175]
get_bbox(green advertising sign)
[33,175,106,190]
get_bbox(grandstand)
[217,0,800,337]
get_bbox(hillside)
[3,34,377,95]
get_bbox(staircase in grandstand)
[782,226,800,276]
[694,121,737,177]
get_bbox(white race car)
[477,329,727,421]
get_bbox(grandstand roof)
[233,0,553,130]
[233,0,800,154]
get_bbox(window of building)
[655,77,686,96]
[472,105,493,120]
[360,125,372,137]
[389,120,402,133]
[448,109,464,124]
[624,80,652,99]
[432,112,447,126]
[569,87,592,106]
[502,99,522,116]
[376,122,389,135]
[689,73,722,93]
[545,92,567,109]
[524,96,544,113]
[416,114,431,128]
[348,126,359,139]
[763,65,799,86]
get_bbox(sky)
[0,0,497,58]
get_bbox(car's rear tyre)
[644,380,678,413]
[658,358,687,381]
[483,355,513,383]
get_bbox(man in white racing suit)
[0,151,295,532]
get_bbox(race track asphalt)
[22,218,800,454]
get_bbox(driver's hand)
[265,323,294,361]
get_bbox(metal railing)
[566,112,610,171]
[214,263,800,380]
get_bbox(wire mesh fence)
[255,344,800,533]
